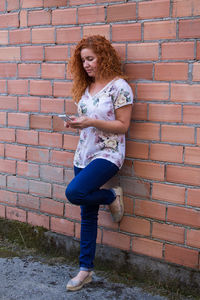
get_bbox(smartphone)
[58,114,72,121]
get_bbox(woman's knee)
[65,184,82,205]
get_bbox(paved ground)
[0,255,170,300]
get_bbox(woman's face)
[80,48,98,78]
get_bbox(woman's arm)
[67,104,132,134]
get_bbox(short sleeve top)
[73,78,134,169]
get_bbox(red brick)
[30,115,52,130]
[187,229,200,248]
[0,128,15,142]
[56,27,81,44]
[32,28,55,44]
[18,97,40,112]
[9,29,31,45]
[17,161,39,178]
[41,98,64,114]
[52,8,76,25]
[150,144,183,164]
[20,0,43,9]
[126,141,148,160]
[98,210,118,230]
[125,63,153,80]
[107,3,136,22]
[17,129,38,145]
[0,13,19,28]
[161,125,194,144]
[78,6,104,24]
[153,222,184,244]
[173,0,200,17]
[0,47,20,61]
[83,25,110,39]
[129,123,160,141]
[5,144,26,160]
[165,244,198,269]
[39,132,62,148]
[0,63,17,77]
[187,189,200,208]
[28,10,51,26]
[53,116,76,133]
[102,230,130,251]
[40,165,63,182]
[155,63,188,81]
[29,180,51,197]
[184,147,200,166]
[0,80,6,93]
[50,150,74,167]
[30,80,52,96]
[127,43,158,61]
[0,31,8,45]
[45,46,68,61]
[161,42,195,60]
[65,99,77,115]
[63,135,79,151]
[197,129,200,145]
[7,207,26,223]
[21,46,43,61]
[70,0,94,4]
[0,112,6,125]
[139,0,170,19]
[8,80,28,95]
[193,63,200,82]
[28,212,49,229]
[131,103,147,121]
[120,216,150,236]
[42,63,65,80]
[135,199,166,221]
[20,10,27,27]
[112,23,141,42]
[53,81,72,98]
[0,1,5,11]
[124,196,134,214]
[8,112,29,127]
[65,203,80,221]
[179,19,200,39]
[144,20,176,40]
[0,174,6,187]
[44,0,67,7]
[7,175,28,192]
[18,194,39,210]
[149,104,181,122]
[137,83,169,101]
[53,184,67,201]
[0,205,5,218]
[0,189,17,205]
[164,188,182,215]
[171,84,200,103]
[121,177,150,199]
[112,43,126,61]
[27,147,49,163]
[51,217,74,236]
[167,165,200,186]
[18,64,40,78]
[197,41,200,60]
[40,198,64,216]
[183,106,200,124]
[0,144,4,157]
[132,237,163,259]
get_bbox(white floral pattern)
[74,78,133,169]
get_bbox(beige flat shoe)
[66,271,93,291]
[109,186,124,223]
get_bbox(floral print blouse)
[74,78,134,169]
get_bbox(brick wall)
[0,0,200,271]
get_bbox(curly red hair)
[69,35,124,102]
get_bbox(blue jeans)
[65,158,119,271]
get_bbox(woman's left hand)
[69,116,92,129]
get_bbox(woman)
[65,35,133,291]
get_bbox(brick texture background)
[0,0,200,271]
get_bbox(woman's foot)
[109,186,124,222]
[66,270,93,291]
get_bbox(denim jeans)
[65,158,119,271]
